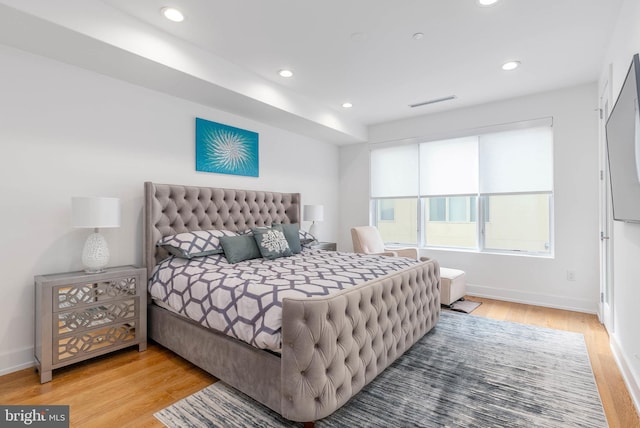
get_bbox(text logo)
[0,406,69,427]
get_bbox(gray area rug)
[155,311,607,427]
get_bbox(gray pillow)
[220,235,262,264]
[277,223,302,254]
[252,224,292,260]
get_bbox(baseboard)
[610,335,640,415]
[0,345,35,377]
[466,283,598,314]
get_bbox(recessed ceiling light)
[278,69,294,78]
[478,0,499,6]
[161,7,184,22]
[342,102,353,109]
[502,61,521,71]
[412,32,424,40]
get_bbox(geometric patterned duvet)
[148,249,419,352]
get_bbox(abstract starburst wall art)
[195,118,259,177]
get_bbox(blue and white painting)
[195,117,259,177]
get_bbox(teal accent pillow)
[277,223,302,254]
[220,235,261,264]
[252,224,293,260]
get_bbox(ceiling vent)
[409,95,457,108]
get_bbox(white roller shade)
[420,137,478,196]
[479,126,553,194]
[370,144,419,197]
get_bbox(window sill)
[419,245,554,259]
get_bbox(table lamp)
[72,197,120,273]
[303,204,324,240]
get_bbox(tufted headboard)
[144,182,301,277]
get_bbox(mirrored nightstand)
[309,242,337,251]
[34,265,147,383]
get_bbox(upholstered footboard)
[280,257,440,422]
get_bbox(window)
[448,197,468,222]
[470,196,478,222]
[372,198,418,245]
[370,145,419,245]
[424,196,478,248]
[427,197,475,222]
[483,194,551,252]
[379,199,395,221]
[429,198,446,222]
[370,119,553,254]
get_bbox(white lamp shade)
[303,205,324,222]
[72,197,121,228]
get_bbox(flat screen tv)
[605,53,640,223]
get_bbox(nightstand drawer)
[54,276,138,311]
[54,322,137,364]
[56,297,138,335]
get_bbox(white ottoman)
[440,267,466,306]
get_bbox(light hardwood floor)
[1,298,638,427]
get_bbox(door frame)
[598,64,614,333]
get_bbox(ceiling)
[0,0,624,144]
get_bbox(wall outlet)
[566,270,576,281]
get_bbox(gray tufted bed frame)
[144,182,441,424]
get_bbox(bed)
[144,182,441,424]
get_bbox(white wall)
[339,84,601,314]
[338,144,371,249]
[599,0,640,411]
[0,44,339,375]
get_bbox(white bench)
[440,267,466,306]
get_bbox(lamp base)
[309,222,319,241]
[81,232,110,274]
